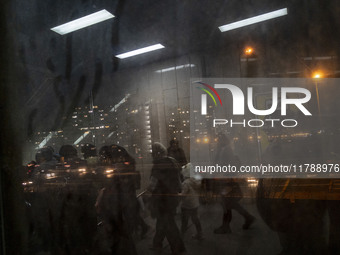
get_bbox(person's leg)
[153,216,166,250]
[223,209,232,226]
[231,200,255,229]
[214,198,232,234]
[137,213,149,238]
[190,208,202,233]
[190,208,203,240]
[181,207,190,233]
[164,213,186,254]
[123,198,139,234]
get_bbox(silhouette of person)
[213,134,255,234]
[94,144,138,255]
[59,144,85,168]
[167,139,187,167]
[149,142,186,254]
[180,163,203,240]
[81,143,99,168]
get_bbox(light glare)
[51,10,114,35]
[313,71,324,79]
[155,64,195,73]
[74,131,90,145]
[245,47,254,55]
[115,44,165,59]
[219,8,288,32]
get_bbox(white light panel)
[115,44,165,59]
[51,10,114,35]
[219,8,288,32]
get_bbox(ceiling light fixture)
[115,44,165,59]
[155,64,195,73]
[51,9,115,35]
[74,131,90,145]
[219,8,288,32]
[36,132,55,149]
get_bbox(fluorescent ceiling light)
[36,132,55,149]
[155,64,195,73]
[51,10,114,35]
[74,131,90,145]
[110,94,130,112]
[115,44,165,59]
[219,8,288,32]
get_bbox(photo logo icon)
[195,82,223,115]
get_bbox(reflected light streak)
[74,131,90,145]
[155,64,195,73]
[115,44,165,59]
[51,10,114,35]
[219,8,288,32]
[110,94,130,112]
[36,132,55,149]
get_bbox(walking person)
[148,142,186,255]
[94,145,138,255]
[213,134,255,234]
[180,163,203,240]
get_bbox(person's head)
[46,146,55,153]
[35,147,53,163]
[216,133,230,146]
[152,142,167,160]
[99,145,111,165]
[99,145,135,166]
[59,145,78,160]
[81,143,97,159]
[109,144,133,164]
[170,139,178,146]
[170,139,179,149]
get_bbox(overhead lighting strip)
[36,132,56,149]
[219,8,288,32]
[74,131,90,145]
[115,44,165,59]
[51,9,115,35]
[110,94,131,112]
[155,64,195,73]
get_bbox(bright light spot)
[313,71,324,79]
[51,10,115,35]
[155,64,195,73]
[74,131,90,145]
[115,44,165,59]
[245,47,253,55]
[219,8,288,32]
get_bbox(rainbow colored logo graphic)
[195,82,223,106]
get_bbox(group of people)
[95,140,194,255]
[24,135,255,255]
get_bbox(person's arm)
[148,175,158,192]
[179,148,187,165]
[181,181,189,195]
